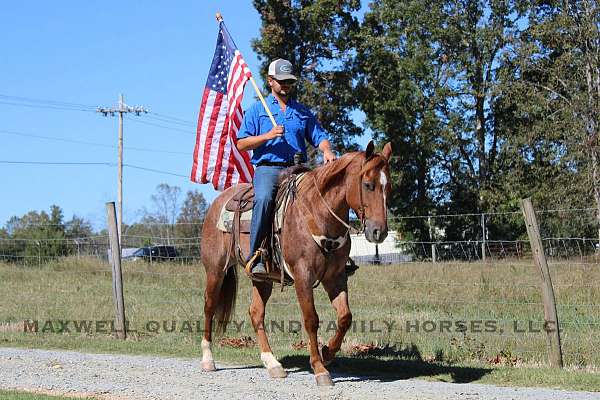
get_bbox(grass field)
[1,256,599,392]
[0,390,95,399]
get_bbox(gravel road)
[0,347,597,400]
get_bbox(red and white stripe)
[191,50,254,190]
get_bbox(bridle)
[310,152,387,236]
[311,174,363,235]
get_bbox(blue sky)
[0,1,369,229]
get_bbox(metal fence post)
[428,216,436,263]
[106,202,127,340]
[521,198,563,368]
[481,213,487,263]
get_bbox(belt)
[256,160,293,167]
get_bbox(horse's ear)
[365,140,375,160]
[381,142,392,161]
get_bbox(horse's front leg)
[249,280,287,378]
[320,275,352,366]
[295,275,334,386]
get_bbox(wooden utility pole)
[106,202,126,339]
[97,95,148,244]
[521,198,563,368]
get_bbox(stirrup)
[245,251,261,276]
[245,251,270,281]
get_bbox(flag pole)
[215,12,277,128]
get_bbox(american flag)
[190,21,254,190]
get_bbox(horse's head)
[347,141,392,244]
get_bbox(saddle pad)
[274,172,307,233]
[216,206,253,233]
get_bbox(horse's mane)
[311,152,363,190]
[275,152,367,197]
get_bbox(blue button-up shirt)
[237,94,329,165]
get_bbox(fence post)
[106,202,127,340]
[521,198,563,368]
[481,213,487,263]
[428,216,436,263]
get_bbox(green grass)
[0,390,96,399]
[1,256,599,392]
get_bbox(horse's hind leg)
[249,280,287,378]
[320,275,352,367]
[201,271,223,371]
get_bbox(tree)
[144,183,182,245]
[2,206,69,264]
[176,189,208,240]
[352,0,528,241]
[501,0,599,240]
[176,190,209,261]
[65,215,94,239]
[251,0,363,153]
[351,0,444,240]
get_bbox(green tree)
[65,215,94,238]
[353,0,526,241]
[176,190,209,261]
[142,183,182,245]
[176,189,208,239]
[3,206,69,264]
[251,0,362,152]
[499,0,599,240]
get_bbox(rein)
[309,151,385,237]
[294,152,387,254]
[311,174,363,236]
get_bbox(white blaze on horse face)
[380,170,388,216]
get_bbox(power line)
[0,129,189,155]
[149,111,196,126]
[0,94,97,109]
[97,94,150,243]
[126,116,195,135]
[146,113,196,128]
[0,161,114,166]
[0,100,96,113]
[124,163,189,178]
[0,160,189,179]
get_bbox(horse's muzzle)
[364,220,388,244]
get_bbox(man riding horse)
[236,58,337,278]
[199,56,393,387]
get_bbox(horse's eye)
[363,182,375,191]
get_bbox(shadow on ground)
[279,352,492,384]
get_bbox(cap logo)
[280,64,292,73]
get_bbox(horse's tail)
[215,265,237,336]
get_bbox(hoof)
[315,372,334,387]
[201,360,216,372]
[267,365,287,378]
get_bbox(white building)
[349,230,412,264]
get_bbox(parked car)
[125,245,178,262]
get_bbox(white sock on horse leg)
[260,352,282,369]
[201,339,214,363]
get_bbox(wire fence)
[1,207,599,369]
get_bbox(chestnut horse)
[199,141,392,386]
